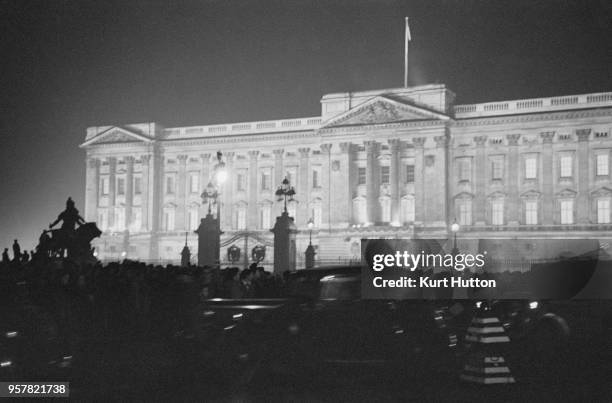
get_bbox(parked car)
[201,267,458,385]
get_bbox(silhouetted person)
[49,197,85,257]
[37,230,51,257]
[1,248,9,264]
[21,250,29,263]
[12,239,21,262]
[50,197,85,232]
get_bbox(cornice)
[319,119,448,135]
[455,108,612,127]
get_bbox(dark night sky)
[1,0,611,251]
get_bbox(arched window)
[115,206,125,231]
[129,207,142,232]
[188,203,200,231]
[352,197,366,224]
[287,200,297,221]
[310,198,322,227]
[162,205,176,231]
[379,196,391,223]
[259,200,272,229]
[98,209,108,231]
[400,195,415,224]
[234,202,247,230]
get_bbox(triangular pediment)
[520,189,541,199]
[591,187,612,198]
[556,188,577,198]
[80,127,152,147]
[321,96,450,128]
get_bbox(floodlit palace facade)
[82,84,612,265]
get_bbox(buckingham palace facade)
[81,84,612,265]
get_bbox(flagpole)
[404,17,410,88]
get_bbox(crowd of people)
[0,250,291,348]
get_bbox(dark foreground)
[64,304,611,402]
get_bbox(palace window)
[525,200,538,225]
[115,207,125,231]
[312,167,321,188]
[406,165,415,184]
[188,207,199,230]
[597,199,611,224]
[189,172,199,193]
[236,170,247,191]
[134,176,142,195]
[458,158,471,182]
[560,200,574,224]
[261,168,272,191]
[163,207,175,231]
[380,166,390,184]
[380,197,391,223]
[312,202,322,228]
[353,198,366,224]
[165,176,175,194]
[259,203,271,229]
[117,178,125,196]
[287,200,297,220]
[491,200,504,225]
[235,204,247,230]
[286,167,297,188]
[458,199,472,226]
[525,156,537,179]
[98,209,108,231]
[560,155,573,178]
[597,154,609,177]
[401,196,415,223]
[130,208,142,232]
[491,157,504,180]
[357,167,366,185]
[101,177,109,195]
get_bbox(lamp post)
[275,177,296,213]
[271,176,298,273]
[196,151,226,267]
[451,219,460,256]
[305,217,315,269]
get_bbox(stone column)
[473,136,487,225]
[431,134,448,225]
[140,155,151,231]
[199,153,211,218]
[149,149,163,260]
[85,157,99,222]
[334,142,353,226]
[413,138,426,224]
[577,129,591,223]
[108,157,117,228]
[297,148,310,226]
[364,141,380,225]
[248,151,259,229]
[507,134,521,225]
[388,139,401,226]
[540,132,555,225]
[321,143,333,228]
[125,156,135,230]
[223,152,235,230]
[176,154,188,230]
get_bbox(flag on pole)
[405,17,411,41]
[404,17,411,88]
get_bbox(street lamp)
[275,177,296,214]
[201,181,218,214]
[307,217,314,245]
[451,219,460,256]
[305,217,315,269]
[197,151,226,267]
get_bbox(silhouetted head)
[66,197,75,209]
